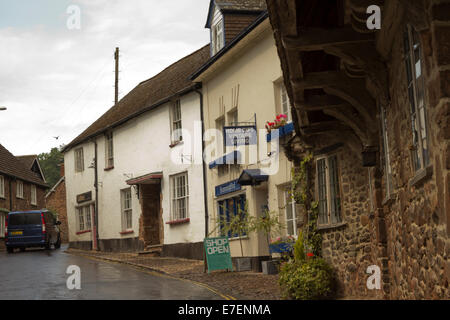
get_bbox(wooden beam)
[302,95,350,111]
[300,121,342,135]
[282,26,374,51]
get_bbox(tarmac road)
[0,245,222,300]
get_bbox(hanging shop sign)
[224,126,257,147]
[204,237,233,273]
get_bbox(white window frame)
[280,84,292,122]
[76,204,92,232]
[74,148,84,172]
[31,185,37,205]
[284,188,297,237]
[121,188,132,231]
[404,24,429,172]
[316,154,342,226]
[0,175,4,198]
[16,180,23,199]
[171,99,182,143]
[170,172,189,221]
[212,20,224,55]
[105,132,114,168]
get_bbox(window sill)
[104,166,114,171]
[229,236,249,241]
[169,141,183,148]
[317,222,347,231]
[166,218,190,225]
[76,230,91,235]
[120,230,134,235]
[408,165,433,188]
[382,192,397,206]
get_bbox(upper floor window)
[171,99,182,143]
[105,132,114,168]
[316,154,342,226]
[212,20,224,55]
[280,84,292,122]
[16,180,23,199]
[170,172,189,221]
[31,185,37,205]
[216,116,226,154]
[121,188,132,231]
[0,175,4,198]
[404,25,429,172]
[74,148,84,172]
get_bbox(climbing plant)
[290,153,322,257]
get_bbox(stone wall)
[302,141,382,299]
[379,5,450,299]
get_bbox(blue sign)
[215,180,241,197]
[224,126,257,147]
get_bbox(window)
[105,132,114,168]
[121,188,132,230]
[316,155,342,225]
[380,105,393,198]
[212,20,224,55]
[216,117,225,154]
[280,84,292,122]
[31,185,37,205]
[228,109,238,126]
[404,25,429,172]
[0,175,4,198]
[74,148,84,172]
[170,173,189,220]
[284,189,297,236]
[171,99,182,143]
[76,205,91,232]
[16,180,23,199]
[218,195,246,238]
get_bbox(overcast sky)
[0,0,210,156]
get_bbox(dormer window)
[212,20,224,55]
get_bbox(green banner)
[204,237,233,273]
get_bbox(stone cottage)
[266,0,449,299]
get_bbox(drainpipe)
[194,88,209,239]
[93,140,100,251]
[194,88,209,273]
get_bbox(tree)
[38,145,64,189]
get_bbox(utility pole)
[114,47,119,105]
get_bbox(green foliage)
[279,258,334,300]
[293,231,306,262]
[38,146,64,189]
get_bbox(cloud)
[0,0,210,155]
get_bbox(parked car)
[5,210,61,253]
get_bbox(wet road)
[0,245,222,300]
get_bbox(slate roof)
[63,45,210,152]
[0,144,47,187]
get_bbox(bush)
[279,258,334,300]
[293,231,306,262]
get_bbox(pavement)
[0,244,224,300]
[66,248,281,300]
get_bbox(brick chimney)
[59,162,65,178]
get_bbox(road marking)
[67,252,236,300]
